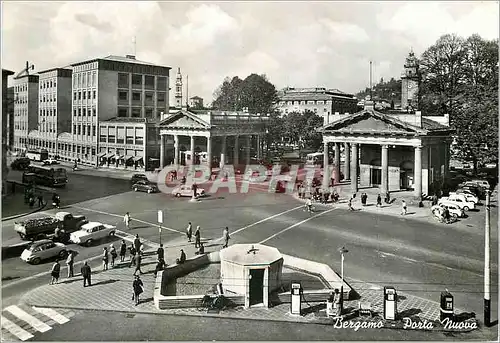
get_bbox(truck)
[14,212,88,241]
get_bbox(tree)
[281,110,323,150]
[212,74,277,113]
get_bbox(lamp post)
[338,246,349,301]
[484,190,491,327]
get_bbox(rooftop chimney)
[125,55,136,60]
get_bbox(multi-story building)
[2,69,14,193]
[6,86,14,150]
[13,74,39,152]
[276,87,358,117]
[189,96,204,109]
[33,68,73,160]
[64,54,171,166]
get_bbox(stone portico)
[158,110,268,170]
[319,103,454,198]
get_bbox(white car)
[42,158,59,165]
[433,203,465,218]
[171,185,206,198]
[470,179,491,190]
[70,221,116,246]
[20,239,67,265]
[449,191,478,204]
[439,196,475,211]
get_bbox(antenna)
[369,61,373,101]
[186,75,189,108]
[133,36,136,56]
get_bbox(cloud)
[74,13,113,32]
[320,19,370,43]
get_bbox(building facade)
[401,51,419,111]
[2,69,15,193]
[189,96,204,109]
[6,86,14,150]
[13,74,39,152]
[175,67,183,108]
[276,87,358,117]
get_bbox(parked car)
[469,179,491,190]
[132,180,158,193]
[42,158,59,165]
[434,202,465,218]
[130,173,149,185]
[10,157,31,171]
[171,185,206,198]
[458,182,486,199]
[20,239,67,265]
[449,191,479,204]
[70,222,116,246]
[439,195,475,211]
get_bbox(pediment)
[159,111,210,129]
[322,111,423,135]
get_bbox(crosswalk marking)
[4,306,51,333]
[31,307,69,325]
[1,315,34,341]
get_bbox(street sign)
[159,227,162,233]
[158,210,163,224]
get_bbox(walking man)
[81,261,92,287]
[222,227,230,248]
[124,212,131,230]
[176,249,186,264]
[401,200,407,215]
[157,244,165,261]
[50,259,61,285]
[119,239,127,262]
[348,197,354,211]
[110,244,117,267]
[133,234,141,253]
[66,251,74,278]
[132,275,144,306]
[133,252,143,275]
[194,226,201,248]
[186,222,193,242]
[192,182,198,198]
[102,247,109,271]
[37,195,44,207]
[129,245,137,267]
[376,194,382,207]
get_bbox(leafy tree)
[281,110,323,150]
[212,76,243,111]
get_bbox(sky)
[2,1,498,106]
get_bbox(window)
[73,76,77,88]
[73,125,76,134]
[87,90,91,99]
[145,108,153,118]
[77,125,81,135]
[117,126,125,144]
[92,125,96,137]
[83,108,87,116]
[83,73,87,87]
[157,77,167,90]
[132,92,141,101]
[93,90,96,99]
[108,132,116,143]
[77,74,81,88]
[132,74,142,87]
[100,134,106,142]
[145,92,154,104]
[135,137,144,145]
[131,108,141,117]
[78,108,82,116]
[83,91,86,100]
[157,92,166,103]
[118,108,128,117]
[118,91,128,101]
[78,92,82,100]
[145,75,154,89]
[82,125,86,136]
[118,73,129,88]
[92,108,96,116]
[74,92,77,100]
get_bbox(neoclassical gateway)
[319,101,454,198]
[157,109,268,169]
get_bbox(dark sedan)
[132,180,159,193]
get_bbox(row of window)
[117,73,167,90]
[73,71,97,89]
[280,100,329,106]
[73,124,97,137]
[14,84,28,93]
[100,135,143,145]
[15,96,29,104]
[40,93,57,103]
[39,122,57,133]
[117,107,163,118]
[73,107,97,117]
[118,90,166,102]
[40,79,57,89]
[40,108,57,116]
[74,89,97,101]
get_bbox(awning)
[116,155,125,160]
[104,153,114,159]
[108,154,116,160]
[124,155,134,161]
[97,152,106,158]
[133,156,143,162]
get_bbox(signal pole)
[484,190,491,327]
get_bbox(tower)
[401,50,419,111]
[175,67,183,108]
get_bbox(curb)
[2,201,48,222]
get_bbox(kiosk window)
[387,294,394,301]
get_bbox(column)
[190,136,195,165]
[443,143,449,179]
[159,135,165,168]
[322,141,329,188]
[334,143,340,185]
[220,135,226,169]
[245,135,251,165]
[344,143,350,180]
[233,135,239,165]
[351,143,358,193]
[174,134,179,165]
[206,136,212,171]
[256,135,261,160]
[381,145,389,196]
[414,146,422,199]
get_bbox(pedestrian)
[401,200,407,215]
[50,259,61,285]
[81,261,92,287]
[37,195,44,207]
[129,245,137,267]
[119,239,127,262]
[194,226,201,248]
[195,242,205,255]
[385,192,391,204]
[110,244,117,267]
[376,194,382,207]
[154,258,166,277]
[66,251,74,278]
[29,196,35,208]
[132,275,144,306]
[431,194,438,206]
[133,252,143,275]
[222,227,230,248]
[134,234,141,252]
[124,212,131,229]
[176,249,186,264]
[333,288,342,317]
[157,243,164,261]
[102,247,109,271]
[186,222,193,242]
[192,182,198,198]
[348,198,354,211]
[361,193,367,206]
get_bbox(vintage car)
[132,180,159,193]
[449,191,479,204]
[171,185,206,198]
[20,239,67,265]
[70,222,116,246]
[438,196,474,212]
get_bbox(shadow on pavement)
[398,308,422,318]
[92,279,118,286]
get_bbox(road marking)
[70,205,183,235]
[259,207,337,244]
[115,230,160,249]
[5,305,51,333]
[31,307,69,325]
[1,315,34,341]
[232,205,304,236]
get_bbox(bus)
[22,165,68,187]
[25,149,49,162]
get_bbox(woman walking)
[132,275,144,305]
[110,244,117,267]
[102,247,109,271]
[50,259,61,285]
[119,239,127,262]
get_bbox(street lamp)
[338,246,349,304]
